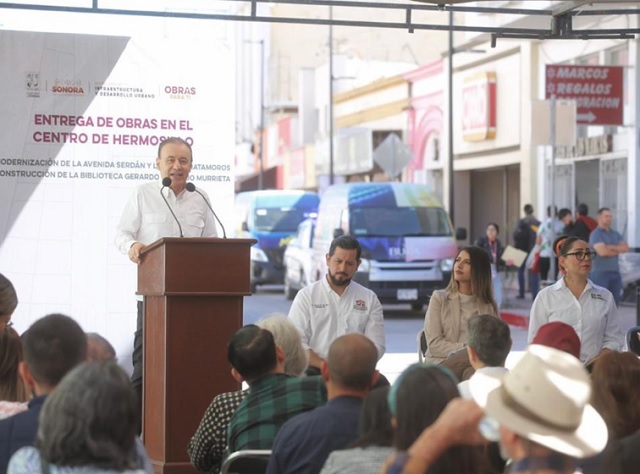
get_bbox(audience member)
[384,345,608,474]
[512,204,540,299]
[536,205,564,282]
[531,321,581,359]
[589,207,629,306]
[226,325,326,454]
[267,333,379,474]
[0,328,29,420]
[424,247,498,364]
[474,222,512,308]
[0,274,18,332]
[457,314,511,399]
[288,235,385,371]
[188,314,312,473]
[7,361,151,474]
[528,237,624,363]
[580,351,640,474]
[0,314,87,474]
[389,364,482,474]
[320,386,393,474]
[86,332,117,362]
[576,203,598,235]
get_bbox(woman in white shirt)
[528,237,624,364]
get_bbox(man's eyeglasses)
[563,251,597,261]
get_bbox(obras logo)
[164,85,196,100]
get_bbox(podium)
[137,237,256,473]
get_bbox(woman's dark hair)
[591,351,640,439]
[351,386,392,448]
[0,274,18,318]
[0,327,28,402]
[393,366,481,473]
[557,237,586,273]
[447,246,497,313]
[36,361,139,470]
[486,222,499,234]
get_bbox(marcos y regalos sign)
[462,72,496,142]
[545,65,624,126]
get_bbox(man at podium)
[114,137,219,420]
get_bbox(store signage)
[545,65,624,126]
[462,71,497,142]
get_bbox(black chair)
[417,329,427,363]
[220,450,271,474]
[627,326,640,356]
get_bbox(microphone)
[160,177,184,238]
[186,182,227,238]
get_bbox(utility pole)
[328,5,334,185]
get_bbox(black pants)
[133,301,144,434]
[539,257,559,281]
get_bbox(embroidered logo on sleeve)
[354,300,367,311]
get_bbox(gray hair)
[257,313,308,376]
[86,332,116,362]
[36,361,138,470]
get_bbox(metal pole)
[549,95,556,281]
[329,5,334,185]
[259,39,265,190]
[448,10,454,224]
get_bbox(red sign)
[462,72,497,142]
[545,65,623,126]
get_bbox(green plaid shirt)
[227,374,326,453]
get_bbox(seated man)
[457,314,511,399]
[0,314,87,473]
[188,315,310,473]
[267,333,380,474]
[226,325,326,454]
[288,235,385,370]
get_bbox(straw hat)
[470,344,607,458]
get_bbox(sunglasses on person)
[563,250,597,261]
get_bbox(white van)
[312,182,465,311]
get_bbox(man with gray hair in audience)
[86,332,117,362]
[188,314,311,473]
[457,314,511,400]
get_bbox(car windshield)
[350,207,453,237]
[254,207,311,232]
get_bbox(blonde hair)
[446,246,497,314]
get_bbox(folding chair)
[417,329,428,363]
[626,326,640,356]
[220,450,272,474]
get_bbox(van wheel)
[411,302,424,312]
[284,278,296,300]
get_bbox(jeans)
[518,263,539,299]
[493,272,503,308]
[590,271,623,306]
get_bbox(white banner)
[0,28,235,371]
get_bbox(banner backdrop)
[0,29,235,369]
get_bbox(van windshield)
[350,207,453,237]
[254,207,312,232]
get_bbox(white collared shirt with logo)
[288,277,386,360]
[527,278,624,362]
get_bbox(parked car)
[283,218,316,300]
[235,190,319,292]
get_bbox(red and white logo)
[462,71,497,142]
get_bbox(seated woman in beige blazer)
[424,246,498,364]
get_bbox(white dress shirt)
[288,277,386,360]
[527,278,623,362]
[115,181,218,254]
